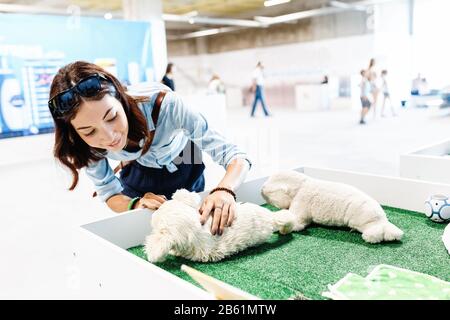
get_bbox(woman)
[367,58,379,117]
[48,61,251,236]
[359,69,372,125]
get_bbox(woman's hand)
[136,192,167,210]
[199,191,236,236]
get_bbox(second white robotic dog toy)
[261,171,404,244]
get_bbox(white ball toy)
[424,195,450,223]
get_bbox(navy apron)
[119,140,205,199]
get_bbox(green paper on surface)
[324,265,450,300]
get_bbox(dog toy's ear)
[144,230,174,263]
[262,183,288,195]
[172,189,201,208]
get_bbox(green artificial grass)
[127,205,449,300]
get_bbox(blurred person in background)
[359,69,372,125]
[208,74,226,94]
[250,61,271,118]
[411,73,422,96]
[367,58,379,118]
[380,70,397,117]
[162,62,175,91]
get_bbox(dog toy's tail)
[272,209,295,235]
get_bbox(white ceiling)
[0,1,389,37]
[0,0,327,16]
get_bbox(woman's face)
[70,94,128,152]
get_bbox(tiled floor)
[0,104,449,298]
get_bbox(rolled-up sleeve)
[84,158,124,202]
[163,91,252,169]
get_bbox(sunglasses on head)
[48,73,113,117]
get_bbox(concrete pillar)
[195,37,212,85]
[122,0,167,82]
[372,0,413,103]
[408,0,414,35]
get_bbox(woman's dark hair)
[49,61,152,191]
[165,62,173,74]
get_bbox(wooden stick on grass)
[181,264,260,300]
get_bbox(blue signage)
[0,13,154,139]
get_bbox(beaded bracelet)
[209,187,237,201]
[128,196,141,211]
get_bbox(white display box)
[0,133,54,167]
[75,167,450,299]
[400,139,450,184]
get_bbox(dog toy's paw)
[279,222,294,235]
[382,222,404,241]
[362,223,385,243]
[362,222,403,243]
[362,231,383,243]
[144,233,172,263]
[145,245,167,263]
[273,209,295,234]
[292,222,307,232]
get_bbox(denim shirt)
[84,83,251,202]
